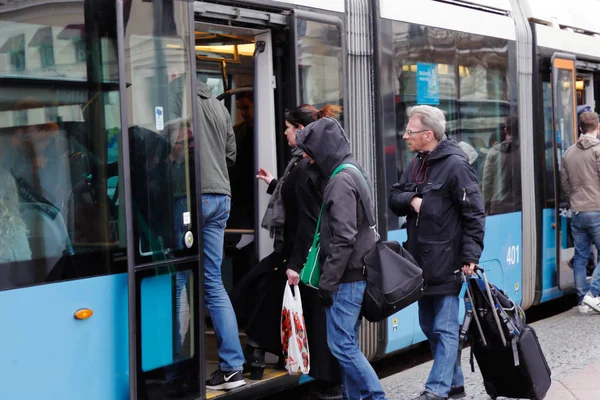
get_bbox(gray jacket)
[561,134,600,212]
[296,118,374,293]
[196,81,236,196]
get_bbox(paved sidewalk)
[380,308,600,399]
[546,364,600,400]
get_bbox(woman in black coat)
[231,104,343,399]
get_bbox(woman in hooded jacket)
[230,104,343,399]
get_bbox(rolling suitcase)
[459,267,551,400]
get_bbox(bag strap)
[310,163,378,245]
[336,164,379,240]
[309,163,358,247]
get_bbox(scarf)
[261,146,304,252]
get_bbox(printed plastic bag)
[280,283,310,375]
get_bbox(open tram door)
[550,54,578,290]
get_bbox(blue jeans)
[202,194,244,372]
[571,212,600,300]
[326,281,387,400]
[418,295,464,398]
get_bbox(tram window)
[0,1,125,291]
[124,1,198,262]
[389,22,520,218]
[296,20,343,111]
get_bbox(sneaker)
[448,386,466,399]
[582,293,600,313]
[577,302,591,314]
[206,369,246,390]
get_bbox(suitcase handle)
[475,265,508,348]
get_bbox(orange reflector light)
[74,308,93,320]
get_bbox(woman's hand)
[286,269,300,286]
[257,168,274,185]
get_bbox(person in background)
[389,105,485,400]
[561,111,600,314]
[296,117,387,400]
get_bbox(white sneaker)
[577,303,591,314]
[582,293,600,313]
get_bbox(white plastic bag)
[280,283,310,375]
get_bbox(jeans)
[571,212,600,300]
[418,295,464,398]
[202,194,244,372]
[326,281,387,400]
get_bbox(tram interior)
[194,26,293,396]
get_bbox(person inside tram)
[231,104,344,399]
[227,90,256,283]
[3,98,71,219]
[0,167,32,265]
[481,116,521,215]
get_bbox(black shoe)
[243,344,266,380]
[206,369,246,390]
[318,384,343,400]
[448,386,466,399]
[411,392,447,400]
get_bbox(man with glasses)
[389,105,485,400]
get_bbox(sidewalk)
[546,363,600,400]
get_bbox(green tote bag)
[300,163,360,289]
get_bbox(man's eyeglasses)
[404,129,430,136]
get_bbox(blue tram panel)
[383,212,523,355]
[0,275,129,400]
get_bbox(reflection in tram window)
[388,22,520,223]
[296,20,343,111]
[0,2,124,290]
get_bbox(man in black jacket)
[389,106,485,400]
[296,118,387,400]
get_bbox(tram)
[0,0,597,398]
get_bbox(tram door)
[121,1,203,399]
[550,54,578,290]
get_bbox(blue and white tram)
[0,0,596,398]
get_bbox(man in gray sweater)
[196,79,246,390]
[561,111,600,314]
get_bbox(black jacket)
[389,138,485,295]
[296,118,374,292]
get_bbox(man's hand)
[462,262,476,276]
[410,197,422,214]
[318,288,334,308]
[286,269,300,286]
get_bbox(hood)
[424,138,469,164]
[577,134,600,150]
[458,141,478,165]
[295,117,352,176]
[197,80,212,99]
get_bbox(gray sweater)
[196,81,236,196]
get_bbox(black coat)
[389,138,485,296]
[231,158,340,383]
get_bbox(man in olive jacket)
[296,117,387,400]
[389,106,485,400]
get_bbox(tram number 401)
[506,245,520,265]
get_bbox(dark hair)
[235,91,253,102]
[285,104,342,128]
